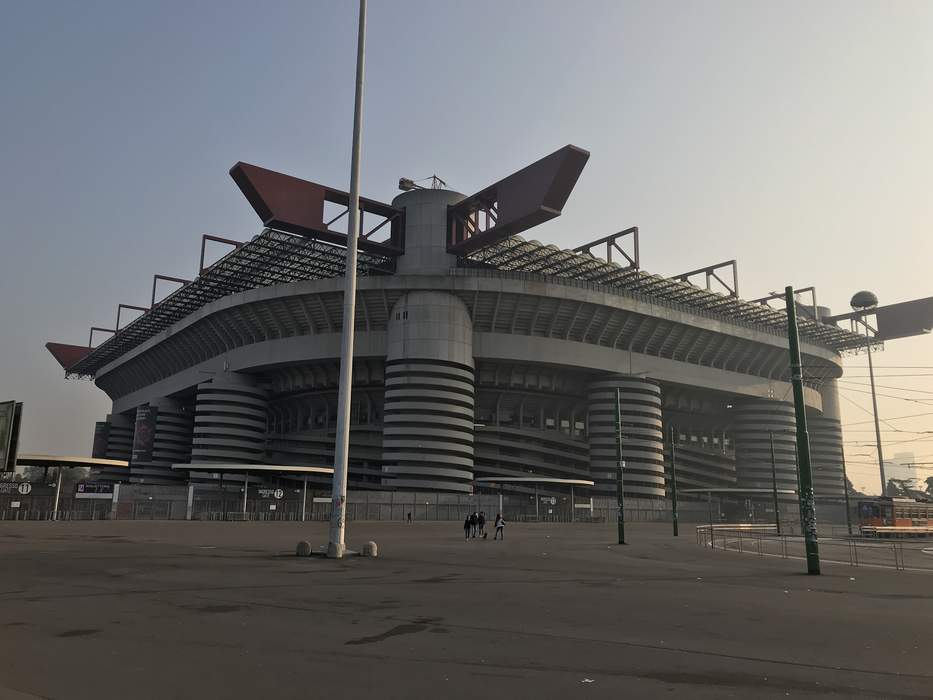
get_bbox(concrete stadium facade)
[52,149,862,504]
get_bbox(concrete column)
[391,188,465,275]
[110,483,121,520]
[129,398,194,484]
[186,483,194,521]
[105,412,134,462]
[808,414,846,498]
[819,379,842,421]
[382,291,475,493]
[190,372,268,468]
[587,375,664,498]
[732,399,798,497]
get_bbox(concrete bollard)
[362,541,378,558]
[295,540,313,557]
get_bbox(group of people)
[463,511,505,540]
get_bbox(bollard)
[295,541,313,557]
[362,541,378,558]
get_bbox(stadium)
[46,145,868,515]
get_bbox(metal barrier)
[696,525,930,572]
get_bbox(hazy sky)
[2,1,931,493]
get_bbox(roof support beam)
[151,275,191,308]
[199,234,243,274]
[572,226,639,269]
[673,260,738,297]
[115,304,149,331]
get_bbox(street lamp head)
[850,290,879,311]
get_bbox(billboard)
[0,401,22,473]
[131,405,158,464]
[92,421,110,459]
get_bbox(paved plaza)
[0,521,931,699]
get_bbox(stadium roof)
[462,234,868,353]
[60,227,867,379]
[55,147,869,379]
[64,228,393,378]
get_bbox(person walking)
[469,512,478,538]
[478,512,486,538]
[494,512,505,540]
[463,515,471,540]
[407,511,412,524]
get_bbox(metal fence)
[696,525,933,572]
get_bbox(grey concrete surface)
[0,521,930,699]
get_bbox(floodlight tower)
[850,290,886,496]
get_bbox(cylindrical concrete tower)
[733,399,798,495]
[808,414,846,498]
[129,397,193,483]
[105,412,134,462]
[587,376,665,498]
[151,398,194,468]
[819,379,842,421]
[190,373,268,464]
[382,291,475,492]
[391,188,465,276]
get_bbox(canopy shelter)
[174,463,334,521]
[16,454,129,470]
[473,476,596,521]
[12,454,129,521]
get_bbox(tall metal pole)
[301,474,308,523]
[328,0,367,558]
[52,467,63,522]
[242,472,249,517]
[615,388,626,544]
[669,425,679,536]
[769,430,781,534]
[840,450,853,536]
[785,286,820,575]
[794,441,803,534]
[864,323,887,496]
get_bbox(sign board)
[0,482,19,494]
[17,483,31,496]
[92,422,111,459]
[257,488,285,500]
[10,501,20,509]
[131,405,158,464]
[75,482,115,499]
[0,401,23,472]
[269,504,277,511]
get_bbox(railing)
[696,525,932,572]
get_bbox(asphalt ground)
[0,521,931,699]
